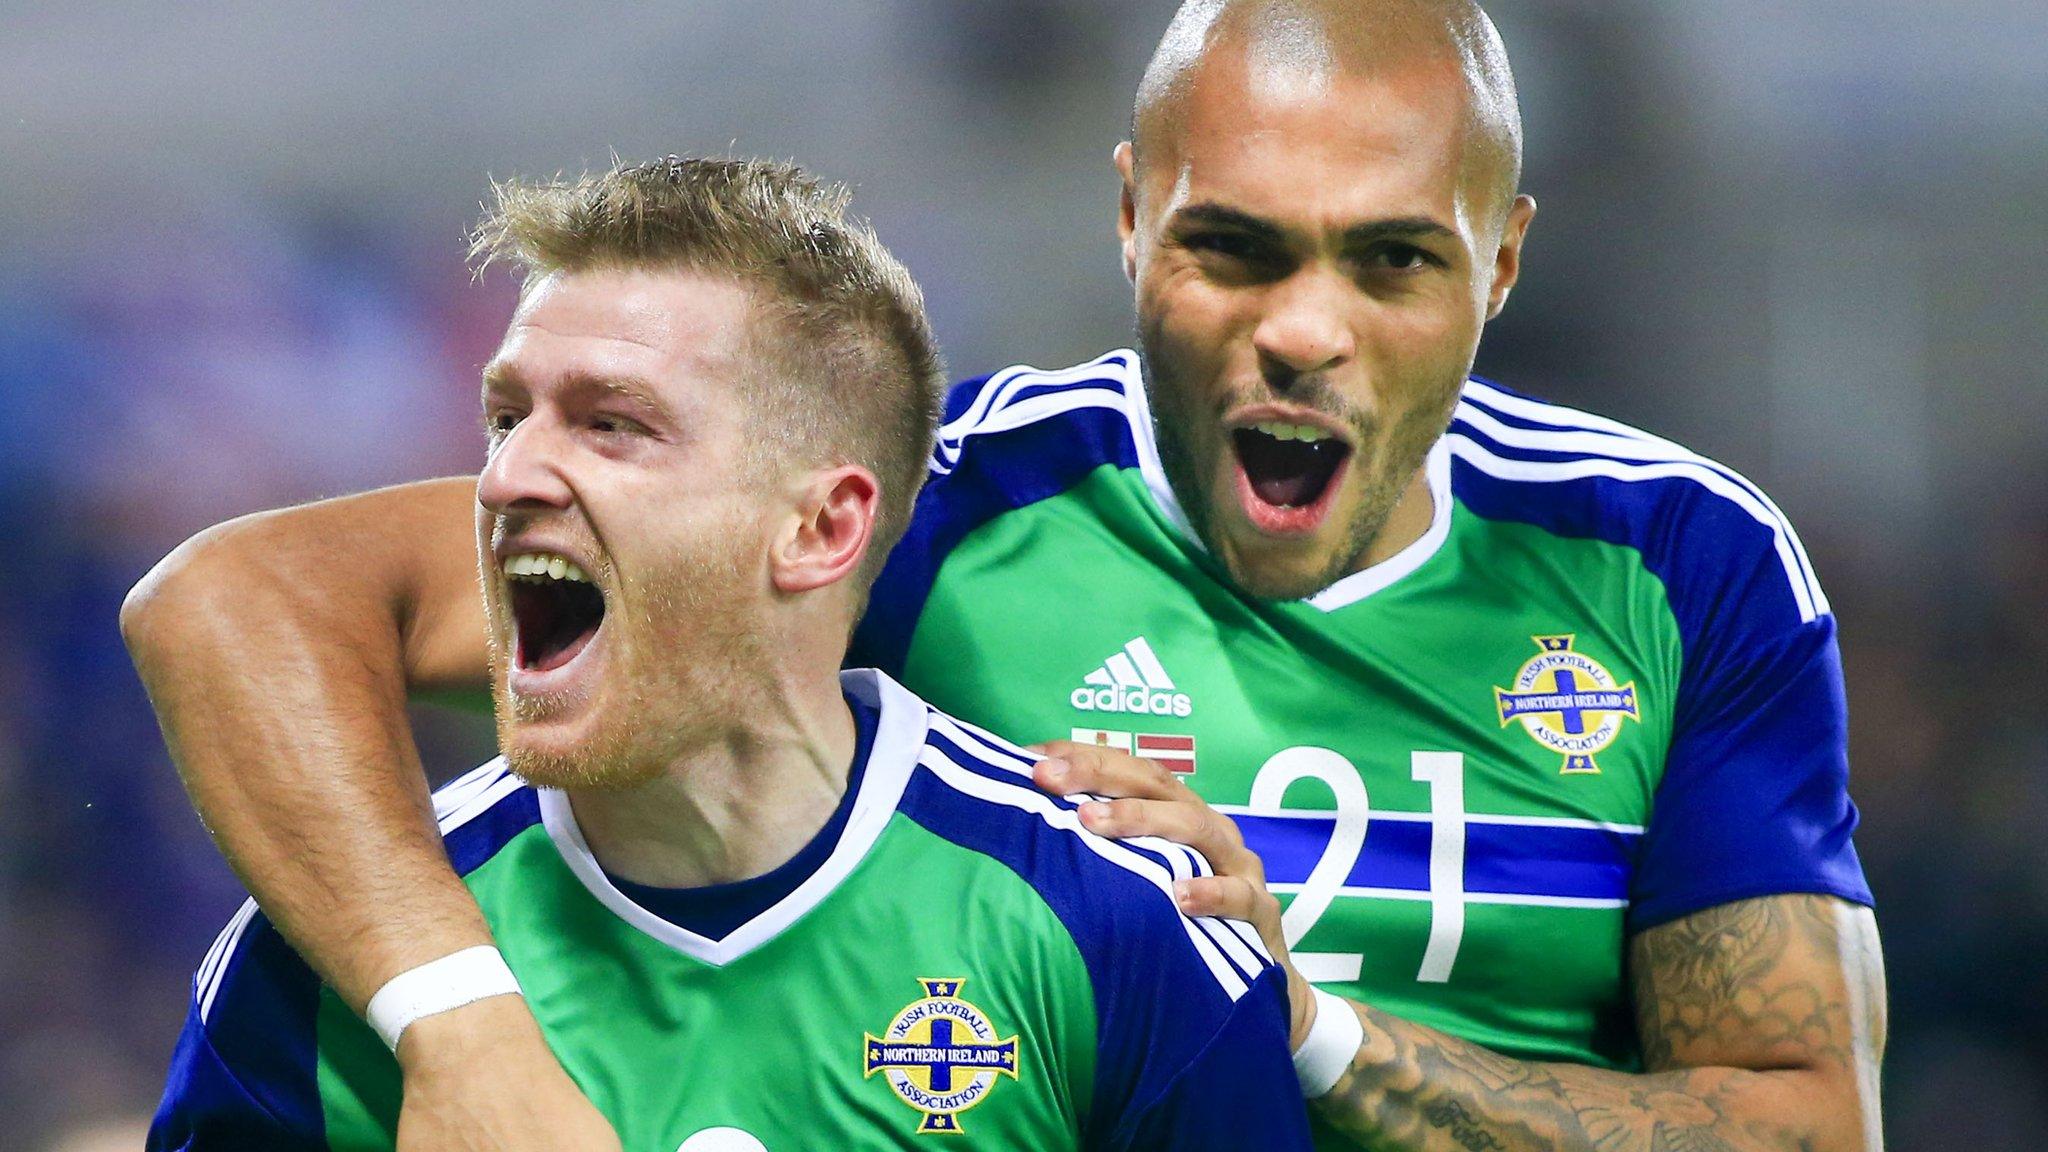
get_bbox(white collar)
[536,668,928,967]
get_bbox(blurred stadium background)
[3,2,2045,1148]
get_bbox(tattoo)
[1422,1100,1509,1150]
[1629,895,1842,1074]
[1310,895,1885,1152]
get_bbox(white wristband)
[1292,986,1364,1098]
[364,945,523,1053]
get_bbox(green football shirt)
[848,350,1871,1089]
[152,671,1311,1151]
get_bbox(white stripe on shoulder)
[1454,389,1825,613]
[1447,430,1828,623]
[1463,379,1660,443]
[917,736,1268,999]
[197,898,259,1024]
[926,710,1040,776]
[436,760,525,835]
[928,710,1274,975]
[918,746,1257,999]
[432,758,514,820]
[931,351,1139,476]
[937,714,1224,877]
[931,712,1253,921]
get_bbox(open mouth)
[504,552,606,673]
[1232,421,1352,511]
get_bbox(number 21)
[1245,748,1468,984]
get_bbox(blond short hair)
[471,155,946,581]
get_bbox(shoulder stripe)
[1448,432,1824,622]
[932,351,1139,477]
[924,712,1273,982]
[1447,423,1829,624]
[436,765,525,835]
[1453,395,1825,612]
[196,898,259,1024]
[938,349,1137,442]
[925,709,1040,774]
[1463,379,1660,443]
[916,743,1258,1001]
[926,710,1259,962]
[929,711,1236,898]
[925,713,1269,971]
[431,759,514,822]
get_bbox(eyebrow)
[1172,203,1288,244]
[1171,202,1459,247]
[481,365,673,417]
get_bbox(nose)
[1251,269,1357,386]
[477,413,575,517]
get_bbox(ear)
[1485,194,1538,320]
[771,465,881,596]
[1114,141,1140,284]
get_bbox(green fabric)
[315,817,1097,1151]
[902,464,1679,1077]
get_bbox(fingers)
[1176,874,1312,1047]
[1031,741,1267,880]
[1032,739,1193,804]
[1174,875,1285,945]
[1073,795,1262,882]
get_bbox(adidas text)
[1070,686,1193,717]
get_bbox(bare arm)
[1314,894,1885,1152]
[122,476,492,1012]
[127,477,622,1149]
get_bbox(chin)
[498,711,664,792]
[1215,541,1352,601]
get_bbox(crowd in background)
[3,2,2045,1148]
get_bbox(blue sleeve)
[1444,386,1872,935]
[148,1003,317,1151]
[1047,831,1309,1150]
[1627,519,1871,933]
[1109,967,1313,1151]
[148,917,327,1150]
[897,715,1311,1149]
[849,358,1140,676]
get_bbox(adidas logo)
[1069,637,1193,717]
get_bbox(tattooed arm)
[1030,745,1886,1151]
[1311,894,1886,1152]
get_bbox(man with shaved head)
[127,2,1885,1149]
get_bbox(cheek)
[1358,298,1480,399]
[1141,257,1243,350]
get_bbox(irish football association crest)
[1493,635,1639,774]
[864,978,1020,1134]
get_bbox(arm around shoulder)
[122,476,494,1009]
[122,475,491,696]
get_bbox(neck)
[566,668,857,889]
[1358,461,1435,569]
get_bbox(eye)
[1185,231,1261,260]
[589,413,645,437]
[1370,243,1440,272]
[1180,230,1293,284]
[484,409,523,439]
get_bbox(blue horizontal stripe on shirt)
[1230,812,1639,904]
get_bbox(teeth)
[501,552,591,583]
[1252,421,1329,443]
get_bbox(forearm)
[1315,999,1849,1152]
[124,478,492,1011]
